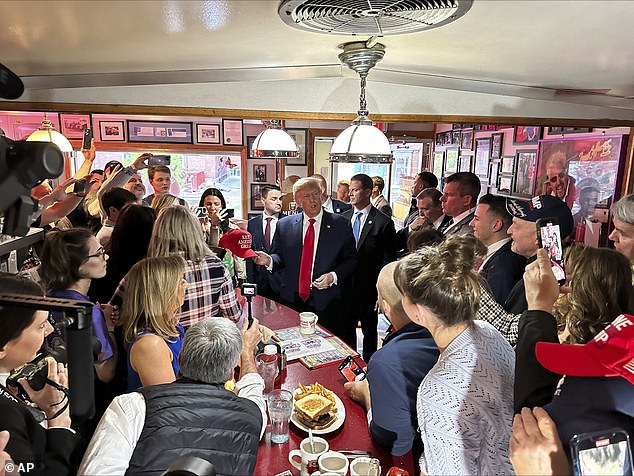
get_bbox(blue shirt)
[368,322,439,456]
[127,324,185,391]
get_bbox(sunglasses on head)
[548,171,567,182]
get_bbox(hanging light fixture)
[250,119,299,159]
[329,40,392,164]
[26,117,73,153]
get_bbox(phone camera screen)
[539,223,565,282]
[578,441,631,475]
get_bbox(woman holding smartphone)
[198,187,245,283]
[123,255,188,391]
[0,273,78,476]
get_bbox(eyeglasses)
[548,171,567,183]
[86,247,107,259]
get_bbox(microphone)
[0,63,24,100]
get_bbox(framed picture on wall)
[196,123,221,144]
[250,183,265,211]
[99,120,125,142]
[513,150,538,198]
[286,128,307,165]
[451,131,461,145]
[444,148,459,175]
[498,176,513,195]
[433,151,444,178]
[513,126,541,145]
[458,155,472,172]
[60,113,91,139]
[460,129,474,150]
[222,119,244,146]
[474,138,491,177]
[489,161,499,187]
[491,132,504,159]
[253,164,267,183]
[128,120,193,143]
[247,136,257,158]
[500,156,515,174]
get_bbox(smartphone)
[571,428,632,476]
[536,217,566,285]
[338,355,366,382]
[82,128,93,149]
[195,207,208,218]
[223,208,235,219]
[148,155,171,166]
[72,179,86,194]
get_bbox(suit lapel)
[357,207,376,249]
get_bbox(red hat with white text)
[536,314,634,384]
[218,229,258,259]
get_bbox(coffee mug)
[299,312,318,335]
[317,451,349,475]
[288,437,329,476]
[350,457,382,476]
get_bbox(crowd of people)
[0,145,633,475]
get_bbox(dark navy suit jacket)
[270,211,356,312]
[246,213,283,296]
[480,239,526,305]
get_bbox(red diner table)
[249,296,416,476]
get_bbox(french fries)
[295,382,336,406]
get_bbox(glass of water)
[267,389,293,444]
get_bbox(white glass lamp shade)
[251,128,298,159]
[329,123,393,163]
[27,122,73,153]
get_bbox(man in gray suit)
[439,172,480,236]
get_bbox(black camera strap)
[0,382,46,423]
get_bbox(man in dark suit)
[343,174,396,360]
[396,188,451,254]
[253,178,357,344]
[406,172,438,219]
[469,194,526,305]
[439,172,480,236]
[246,184,284,300]
[312,174,352,214]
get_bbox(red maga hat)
[218,229,258,259]
[536,314,634,384]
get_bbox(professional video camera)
[0,62,64,236]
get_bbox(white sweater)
[417,320,515,476]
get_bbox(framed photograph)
[498,176,513,194]
[474,138,491,177]
[98,120,125,142]
[128,120,193,143]
[500,156,515,174]
[253,164,267,183]
[286,128,308,165]
[458,155,472,172]
[491,132,504,159]
[548,127,565,135]
[196,123,221,144]
[513,126,542,145]
[250,183,265,210]
[548,126,592,135]
[60,113,91,139]
[247,136,257,158]
[444,148,459,175]
[489,161,499,187]
[513,150,538,198]
[222,119,244,146]
[460,129,474,150]
[435,134,443,146]
[451,131,461,145]
[433,151,444,178]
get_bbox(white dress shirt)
[261,212,279,245]
[322,197,334,213]
[444,207,475,233]
[78,373,267,475]
[300,210,338,285]
[350,204,371,233]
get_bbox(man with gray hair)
[609,193,634,266]
[79,318,266,476]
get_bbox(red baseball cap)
[535,314,634,384]
[218,229,258,259]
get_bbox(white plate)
[290,387,346,435]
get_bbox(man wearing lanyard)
[247,184,284,300]
[342,174,396,361]
[253,178,357,345]
[439,172,480,236]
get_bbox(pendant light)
[329,41,393,164]
[26,117,73,153]
[250,120,299,159]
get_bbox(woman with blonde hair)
[150,193,178,215]
[123,255,188,390]
[395,235,515,475]
[112,205,241,327]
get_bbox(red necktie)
[298,218,315,302]
[264,217,272,250]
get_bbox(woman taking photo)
[0,273,78,476]
[122,256,188,390]
[39,229,116,383]
[395,235,515,475]
[198,187,245,283]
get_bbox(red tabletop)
[249,296,416,476]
